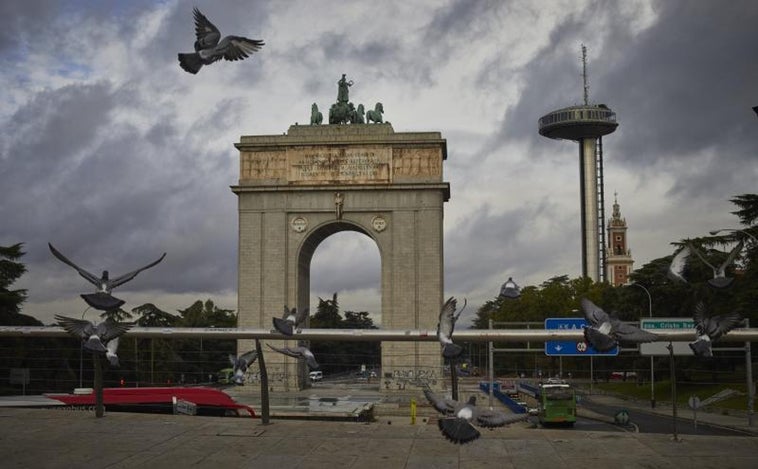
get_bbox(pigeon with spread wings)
[581,298,658,352]
[273,305,309,336]
[690,302,743,357]
[48,243,165,311]
[266,343,319,370]
[667,245,691,283]
[437,297,465,359]
[178,7,265,74]
[689,241,744,288]
[423,389,527,444]
[229,350,258,385]
[55,315,133,356]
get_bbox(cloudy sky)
[2,0,756,327]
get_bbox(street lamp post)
[631,282,655,408]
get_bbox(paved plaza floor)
[2,403,758,468]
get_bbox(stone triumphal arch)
[232,123,449,390]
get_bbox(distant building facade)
[605,194,634,285]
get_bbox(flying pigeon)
[689,302,743,357]
[437,297,465,359]
[55,315,133,355]
[689,241,744,288]
[48,243,166,311]
[423,389,527,444]
[266,343,319,369]
[273,305,309,336]
[667,245,691,283]
[178,7,265,74]
[229,350,258,385]
[105,337,121,367]
[581,298,658,352]
[499,277,521,299]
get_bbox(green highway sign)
[640,317,695,356]
[642,319,695,329]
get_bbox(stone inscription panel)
[240,151,288,181]
[239,144,443,184]
[289,147,391,184]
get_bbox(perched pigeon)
[55,315,133,355]
[48,243,166,311]
[689,302,743,357]
[581,298,658,352]
[105,337,121,367]
[667,245,691,283]
[178,7,264,74]
[499,277,521,299]
[437,297,465,359]
[229,350,258,385]
[423,389,527,444]
[689,241,744,288]
[266,343,319,369]
[273,305,309,336]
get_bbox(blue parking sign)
[544,317,619,356]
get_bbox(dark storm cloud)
[1,72,240,301]
[595,0,758,170]
[496,0,758,172]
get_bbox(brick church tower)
[605,193,634,285]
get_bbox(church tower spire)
[606,192,634,285]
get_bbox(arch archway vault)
[232,124,449,391]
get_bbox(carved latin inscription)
[289,148,391,183]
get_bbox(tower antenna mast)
[582,44,589,105]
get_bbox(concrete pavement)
[2,403,758,468]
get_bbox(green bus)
[538,382,576,425]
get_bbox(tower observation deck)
[537,46,619,282]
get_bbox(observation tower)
[538,45,618,282]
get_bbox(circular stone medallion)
[371,216,387,232]
[291,216,308,233]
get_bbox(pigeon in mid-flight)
[229,350,258,385]
[437,297,465,359]
[105,337,121,367]
[55,315,133,357]
[267,343,319,370]
[423,389,527,444]
[581,298,658,352]
[689,241,744,288]
[178,7,265,74]
[499,277,521,299]
[273,305,309,336]
[667,245,691,283]
[690,302,743,357]
[48,243,166,311]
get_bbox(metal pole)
[255,339,270,424]
[632,282,655,408]
[668,342,679,441]
[488,318,494,409]
[746,319,754,426]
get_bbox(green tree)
[99,307,133,322]
[133,303,178,327]
[0,243,29,323]
[175,299,237,383]
[311,293,342,328]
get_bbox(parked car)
[309,371,323,382]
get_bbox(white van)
[309,371,323,382]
